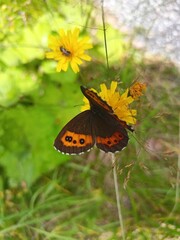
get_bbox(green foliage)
[0,0,88,185]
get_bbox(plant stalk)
[111,153,126,240]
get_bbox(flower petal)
[70,61,79,73]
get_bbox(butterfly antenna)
[101,0,109,71]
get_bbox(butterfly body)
[54,86,131,154]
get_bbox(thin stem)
[111,153,126,240]
[170,113,180,215]
[101,0,110,71]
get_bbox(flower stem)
[170,113,180,215]
[101,0,110,71]
[111,153,126,240]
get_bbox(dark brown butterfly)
[54,86,133,154]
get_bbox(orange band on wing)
[96,132,124,147]
[61,130,93,147]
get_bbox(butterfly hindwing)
[95,126,128,153]
[92,110,129,153]
[54,110,95,154]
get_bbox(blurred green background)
[0,0,179,239]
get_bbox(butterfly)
[54,86,133,154]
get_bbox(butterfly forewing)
[81,86,113,114]
[54,110,95,154]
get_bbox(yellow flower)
[81,81,137,125]
[46,28,92,73]
[129,82,146,99]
